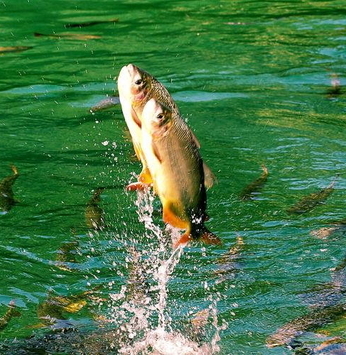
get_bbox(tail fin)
[200,228,222,246]
[173,228,222,249]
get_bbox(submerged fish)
[65,18,119,28]
[89,96,120,113]
[0,165,19,213]
[215,235,244,283]
[0,301,21,331]
[0,46,32,54]
[239,165,269,200]
[287,178,337,215]
[117,64,215,190]
[37,289,98,326]
[85,188,105,230]
[34,32,101,40]
[266,303,346,348]
[55,241,80,272]
[326,73,342,99]
[310,219,346,239]
[141,98,221,248]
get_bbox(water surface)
[0,0,345,354]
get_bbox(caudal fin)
[200,229,222,245]
[173,228,222,249]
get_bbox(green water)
[1,0,345,353]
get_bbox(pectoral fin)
[203,162,217,189]
[190,131,201,149]
[139,167,153,184]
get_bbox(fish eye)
[156,113,164,120]
[135,78,143,85]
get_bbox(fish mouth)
[117,65,136,95]
[118,65,131,81]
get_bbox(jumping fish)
[287,178,337,215]
[117,64,215,191]
[141,98,221,247]
[0,165,19,213]
[239,165,269,200]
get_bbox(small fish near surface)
[310,217,346,239]
[34,32,101,40]
[55,241,80,272]
[214,235,244,284]
[326,73,342,99]
[117,63,215,191]
[140,98,221,248]
[0,46,32,54]
[85,188,106,230]
[287,178,337,215]
[0,165,19,213]
[65,18,119,28]
[266,303,346,349]
[0,301,21,331]
[37,289,99,327]
[239,165,269,200]
[89,96,120,113]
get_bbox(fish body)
[327,73,342,99]
[89,96,120,113]
[0,46,32,54]
[287,179,336,215]
[239,165,268,200]
[37,289,97,326]
[0,302,21,331]
[0,165,19,213]
[117,64,215,189]
[34,32,101,40]
[65,18,119,28]
[266,303,346,348]
[141,98,221,247]
[55,241,79,272]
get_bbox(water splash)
[106,189,221,354]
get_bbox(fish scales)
[152,113,205,217]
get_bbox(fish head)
[117,64,151,102]
[142,98,172,138]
